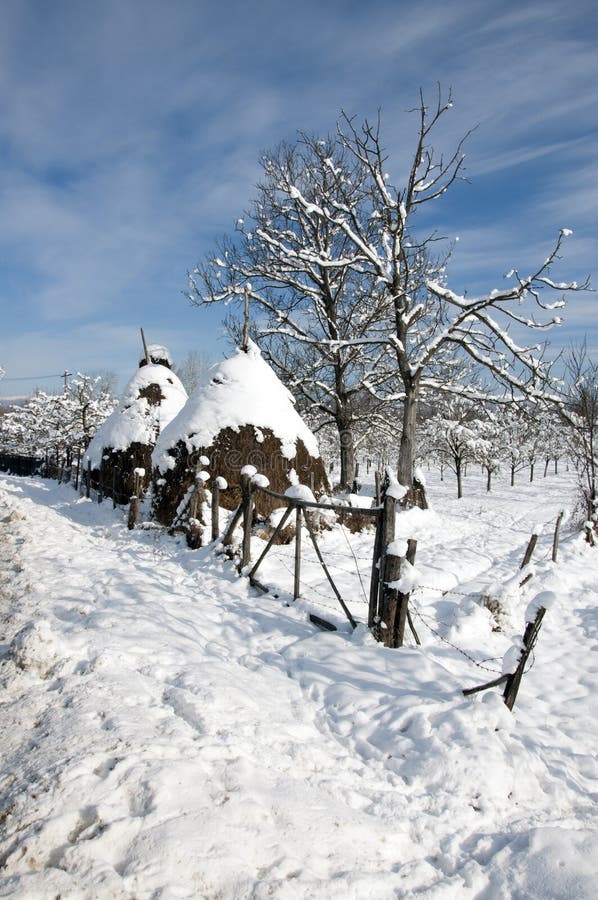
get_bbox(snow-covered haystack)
[151,341,329,524]
[84,346,187,502]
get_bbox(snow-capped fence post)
[127,468,144,530]
[370,474,418,648]
[503,605,547,711]
[552,511,565,562]
[211,477,228,542]
[188,470,210,549]
[294,505,302,600]
[368,505,384,629]
[211,481,220,541]
[85,459,91,499]
[240,472,254,569]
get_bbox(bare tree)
[189,88,586,503]
[559,344,597,528]
[174,350,214,395]
[325,90,585,498]
[188,135,388,489]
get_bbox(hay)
[152,424,329,526]
[89,441,152,504]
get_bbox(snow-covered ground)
[0,468,596,899]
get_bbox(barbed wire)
[411,606,504,674]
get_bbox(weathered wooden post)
[293,505,302,600]
[187,470,210,549]
[503,605,547,710]
[240,472,254,569]
[74,447,81,492]
[519,530,539,586]
[368,505,384,628]
[211,477,227,542]
[127,467,144,530]
[371,476,417,648]
[86,459,92,499]
[374,470,382,506]
[552,511,564,562]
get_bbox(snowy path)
[0,474,596,899]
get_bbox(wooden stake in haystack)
[140,327,151,364]
[242,285,251,351]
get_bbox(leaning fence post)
[519,530,539,587]
[127,468,144,530]
[294,505,302,600]
[552,511,564,562]
[503,605,547,710]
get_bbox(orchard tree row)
[0,374,116,464]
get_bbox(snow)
[153,342,320,473]
[0,466,596,898]
[85,364,188,467]
[525,589,558,623]
[145,344,173,366]
[285,483,316,503]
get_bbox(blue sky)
[1,0,597,397]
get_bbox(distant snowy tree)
[496,405,530,488]
[174,351,213,395]
[1,374,116,462]
[472,413,503,492]
[558,344,598,528]
[418,397,480,498]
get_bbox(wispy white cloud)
[0,0,596,391]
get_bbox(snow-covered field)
[0,468,596,899]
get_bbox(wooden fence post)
[86,459,91,499]
[374,470,382,506]
[98,459,105,504]
[519,530,538,587]
[240,472,254,569]
[74,448,81,492]
[127,468,144,530]
[211,480,221,542]
[368,506,384,628]
[503,606,547,710]
[552,511,564,562]
[112,466,118,509]
[294,505,302,600]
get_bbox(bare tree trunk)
[338,423,356,491]
[456,461,463,499]
[397,386,418,490]
[486,467,492,492]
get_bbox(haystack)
[151,340,329,525]
[84,344,188,502]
